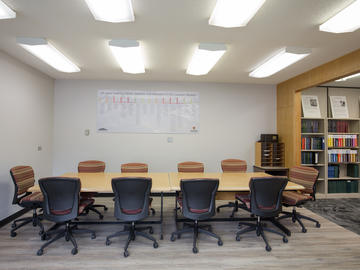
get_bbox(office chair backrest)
[289,166,319,195]
[249,177,288,218]
[10,166,35,204]
[221,159,247,172]
[78,160,105,173]
[181,179,219,220]
[178,161,204,173]
[112,177,152,221]
[121,163,148,173]
[39,177,80,222]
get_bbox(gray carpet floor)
[304,198,360,235]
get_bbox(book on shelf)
[301,119,321,133]
[301,152,319,164]
[328,180,358,193]
[328,149,357,163]
[328,165,340,178]
[347,164,359,177]
[329,96,349,119]
[301,95,321,118]
[327,134,358,147]
[301,137,324,150]
[328,120,349,133]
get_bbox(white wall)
[53,80,276,174]
[0,51,54,220]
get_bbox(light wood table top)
[29,172,172,193]
[168,172,304,191]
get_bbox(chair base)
[37,221,95,256]
[10,209,44,238]
[105,222,158,257]
[171,220,223,254]
[83,205,105,219]
[236,217,288,252]
[278,207,321,233]
[216,201,238,217]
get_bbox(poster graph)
[97,90,200,133]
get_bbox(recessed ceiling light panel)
[84,0,134,23]
[249,47,311,78]
[209,0,266,28]
[109,39,145,74]
[186,43,227,76]
[17,38,80,73]
[319,0,360,33]
[0,0,16,19]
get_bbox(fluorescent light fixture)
[336,72,360,81]
[249,47,311,78]
[319,0,360,33]
[209,0,266,28]
[186,43,226,76]
[84,0,134,23]
[109,39,145,74]
[16,38,80,73]
[0,0,16,19]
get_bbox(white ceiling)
[0,0,360,84]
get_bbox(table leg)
[160,192,164,240]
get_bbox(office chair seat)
[235,194,251,209]
[282,191,312,205]
[19,191,43,205]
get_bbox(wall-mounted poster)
[97,90,200,133]
[329,96,349,119]
[301,95,321,118]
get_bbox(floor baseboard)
[0,209,30,228]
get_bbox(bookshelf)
[301,86,360,198]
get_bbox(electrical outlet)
[167,137,173,143]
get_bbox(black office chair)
[171,179,222,254]
[37,177,96,256]
[236,177,288,252]
[9,166,44,237]
[105,177,158,258]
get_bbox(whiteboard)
[97,90,200,133]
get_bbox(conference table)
[30,172,304,238]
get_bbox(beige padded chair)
[217,159,247,217]
[78,160,107,219]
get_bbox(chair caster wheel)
[149,228,154,234]
[91,233,96,239]
[170,234,176,242]
[192,247,198,254]
[124,250,129,257]
[302,228,307,233]
[11,223,16,228]
[266,246,272,252]
[153,242,159,248]
[236,235,240,241]
[71,248,78,255]
[65,235,70,242]
[105,239,111,246]
[37,249,43,256]
[10,231,17,237]
[283,237,288,243]
[99,215,104,220]
[104,206,108,211]
[316,223,321,228]
[41,234,49,241]
[218,240,223,246]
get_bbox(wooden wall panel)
[277,48,360,168]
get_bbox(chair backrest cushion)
[181,178,219,220]
[39,177,80,222]
[121,163,148,173]
[250,177,288,218]
[289,166,319,193]
[221,159,247,172]
[10,166,35,195]
[78,160,105,173]
[178,161,204,173]
[112,177,152,221]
